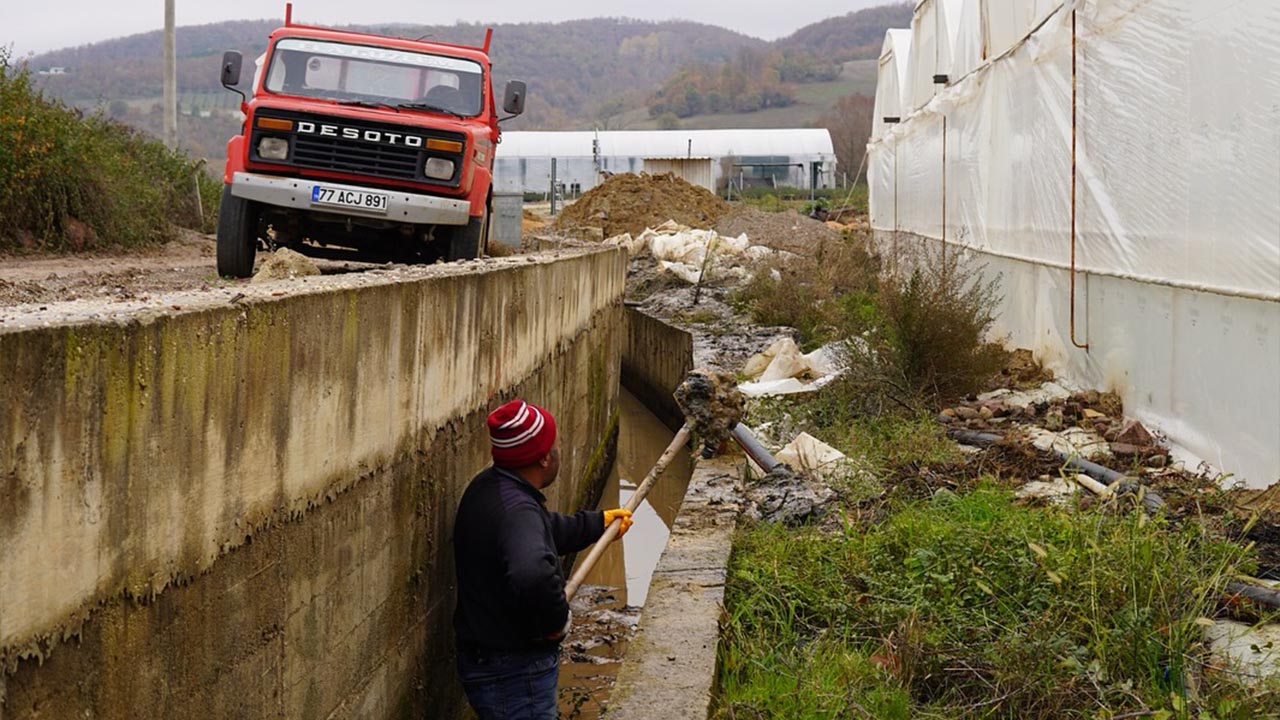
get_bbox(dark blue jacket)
[452,465,604,653]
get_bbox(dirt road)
[0,231,381,308]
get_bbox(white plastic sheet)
[868,0,1280,486]
[872,30,914,139]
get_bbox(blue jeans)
[457,646,559,720]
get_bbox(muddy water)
[557,390,693,718]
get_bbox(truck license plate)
[311,185,389,213]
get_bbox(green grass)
[715,487,1278,719]
[0,49,219,251]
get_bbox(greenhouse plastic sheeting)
[869,0,1280,486]
[873,30,913,139]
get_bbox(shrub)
[732,232,880,349]
[841,246,1007,406]
[0,49,218,252]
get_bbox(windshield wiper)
[336,99,401,112]
[398,101,466,119]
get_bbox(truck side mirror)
[221,51,243,88]
[502,80,527,117]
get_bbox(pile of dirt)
[553,173,729,237]
[714,205,842,254]
[251,248,321,283]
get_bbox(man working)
[453,399,633,719]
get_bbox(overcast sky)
[3,0,887,57]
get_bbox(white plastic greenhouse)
[868,0,1280,487]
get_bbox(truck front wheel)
[216,186,259,278]
[444,204,489,262]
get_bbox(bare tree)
[817,94,875,183]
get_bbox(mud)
[554,173,729,238]
[675,369,745,458]
[0,230,387,309]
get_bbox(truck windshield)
[265,38,484,117]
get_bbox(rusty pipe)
[1070,9,1089,351]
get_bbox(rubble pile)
[939,384,1169,468]
[553,173,729,238]
[713,205,842,253]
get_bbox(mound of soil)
[553,173,729,238]
[714,205,842,254]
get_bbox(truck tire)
[216,186,259,278]
[445,204,489,262]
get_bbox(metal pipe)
[941,113,948,286]
[1070,10,1089,351]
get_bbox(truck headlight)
[424,157,455,180]
[258,137,289,161]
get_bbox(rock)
[1082,408,1107,420]
[979,405,995,420]
[252,248,321,283]
[954,406,980,421]
[1115,419,1154,447]
[938,413,954,424]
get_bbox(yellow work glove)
[603,508,633,539]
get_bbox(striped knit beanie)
[487,399,557,469]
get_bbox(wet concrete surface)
[558,390,693,719]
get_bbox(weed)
[715,487,1277,719]
[732,231,880,349]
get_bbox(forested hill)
[776,3,913,60]
[27,18,764,129]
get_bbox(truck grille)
[248,109,466,187]
[292,135,420,180]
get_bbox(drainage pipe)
[1225,581,1280,610]
[943,427,1165,514]
[729,423,784,472]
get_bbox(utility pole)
[163,0,178,149]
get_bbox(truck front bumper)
[230,171,471,226]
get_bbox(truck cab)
[215,8,526,277]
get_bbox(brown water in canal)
[557,390,694,718]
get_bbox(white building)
[494,129,837,195]
[868,0,1280,487]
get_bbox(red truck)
[215,6,526,277]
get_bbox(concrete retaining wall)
[0,249,625,718]
[621,306,694,432]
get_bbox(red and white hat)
[487,399,557,468]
